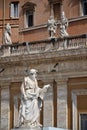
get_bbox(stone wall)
[0,46,87,130]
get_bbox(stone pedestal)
[12,126,41,130]
[43,127,67,130]
[12,127,67,130]
[12,129,41,130]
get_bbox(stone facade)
[0,37,87,130]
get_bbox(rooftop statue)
[47,16,57,38]
[59,11,69,38]
[4,23,12,44]
[17,69,50,129]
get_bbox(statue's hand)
[43,84,51,93]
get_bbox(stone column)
[43,81,54,127]
[0,83,10,130]
[72,91,77,130]
[56,78,68,129]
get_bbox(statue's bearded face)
[30,72,37,80]
[29,69,38,81]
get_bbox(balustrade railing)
[0,34,87,57]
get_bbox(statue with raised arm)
[17,69,50,129]
[59,11,69,38]
[4,23,12,44]
[47,16,57,38]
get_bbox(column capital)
[38,78,54,85]
[0,82,10,89]
[55,78,68,85]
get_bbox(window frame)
[48,0,62,20]
[79,112,87,130]
[25,10,34,28]
[10,1,19,19]
[22,2,36,28]
[53,2,61,20]
[80,0,87,16]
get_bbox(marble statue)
[4,23,12,44]
[17,69,50,129]
[47,16,57,38]
[59,11,69,38]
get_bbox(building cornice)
[0,48,87,67]
[69,15,87,23]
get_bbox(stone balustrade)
[0,34,87,57]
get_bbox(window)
[53,3,61,20]
[26,10,33,27]
[49,0,61,20]
[22,2,36,28]
[79,113,87,130]
[81,0,87,15]
[10,2,19,18]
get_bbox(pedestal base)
[12,127,41,130]
[43,127,67,130]
[12,127,68,130]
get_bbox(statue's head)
[50,15,54,20]
[61,11,65,19]
[29,69,38,80]
[29,69,38,74]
